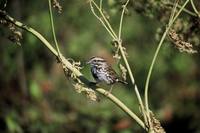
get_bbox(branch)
[0,10,145,130]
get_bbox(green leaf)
[5,114,22,133]
[30,81,43,100]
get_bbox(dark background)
[0,0,200,132]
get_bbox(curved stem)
[118,42,148,125]
[144,0,190,128]
[118,0,129,40]
[190,0,200,18]
[48,0,61,55]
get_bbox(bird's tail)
[117,79,128,84]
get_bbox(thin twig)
[190,0,200,18]
[90,0,118,39]
[99,0,103,10]
[168,0,179,26]
[118,0,129,40]
[172,0,191,23]
[90,2,116,40]
[118,0,148,126]
[164,1,197,17]
[48,0,61,56]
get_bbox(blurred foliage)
[0,0,200,133]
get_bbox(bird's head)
[87,56,106,66]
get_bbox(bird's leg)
[89,81,98,86]
[104,85,113,96]
[109,85,114,93]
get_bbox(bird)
[87,56,127,85]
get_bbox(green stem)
[118,42,148,126]
[190,0,200,18]
[90,2,116,40]
[91,0,118,39]
[99,0,103,10]
[118,0,129,40]
[165,1,197,17]
[48,0,61,55]
[144,0,190,128]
